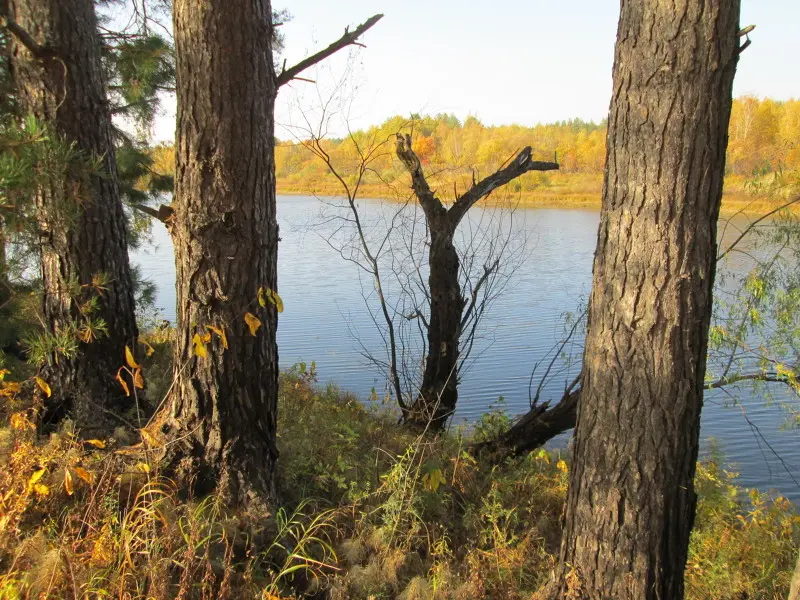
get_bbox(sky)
[153,0,800,142]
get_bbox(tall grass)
[0,357,797,598]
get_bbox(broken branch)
[130,203,174,224]
[0,14,59,59]
[276,14,383,88]
[449,147,559,225]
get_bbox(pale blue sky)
[153,1,800,141]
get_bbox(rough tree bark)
[151,0,281,508]
[6,0,139,432]
[0,223,9,306]
[790,551,800,600]
[151,2,381,508]
[396,135,558,431]
[547,2,741,599]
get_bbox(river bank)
[277,178,798,215]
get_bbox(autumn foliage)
[263,97,800,208]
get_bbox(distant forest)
[148,96,799,205]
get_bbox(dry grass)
[0,362,796,599]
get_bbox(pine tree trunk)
[0,221,9,307]
[153,0,280,508]
[407,224,464,430]
[549,2,740,598]
[8,0,140,433]
[789,549,800,600]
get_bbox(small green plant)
[471,397,512,443]
[22,273,112,367]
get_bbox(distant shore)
[277,183,798,216]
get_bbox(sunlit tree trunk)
[790,550,800,600]
[7,0,139,432]
[549,2,741,598]
[0,223,9,307]
[153,0,280,508]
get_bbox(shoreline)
[277,185,797,216]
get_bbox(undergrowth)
[0,355,797,599]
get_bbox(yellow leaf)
[34,376,51,398]
[244,312,262,336]
[116,368,130,397]
[140,339,156,357]
[64,469,74,496]
[29,468,46,489]
[124,345,139,369]
[133,369,144,390]
[0,381,21,397]
[0,369,7,381]
[139,429,160,448]
[10,412,35,431]
[84,439,106,449]
[206,325,229,350]
[78,325,95,343]
[192,332,208,358]
[135,462,151,474]
[33,483,50,496]
[114,443,144,456]
[422,468,444,492]
[556,460,568,473]
[73,467,93,485]
[269,289,284,313]
[261,288,284,313]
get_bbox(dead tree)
[395,134,558,430]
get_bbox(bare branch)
[129,203,174,224]
[276,14,383,87]
[460,259,500,330]
[1,14,58,59]
[529,309,587,407]
[478,364,798,463]
[449,147,559,226]
[716,195,800,262]
[705,368,800,391]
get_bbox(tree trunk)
[549,2,740,599]
[0,221,9,307]
[395,135,558,432]
[7,0,140,433]
[152,0,280,508]
[790,549,800,600]
[407,223,464,429]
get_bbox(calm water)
[131,195,800,502]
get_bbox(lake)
[131,195,800,502]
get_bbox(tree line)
[147,95,800,204]
[271,96,798,199]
